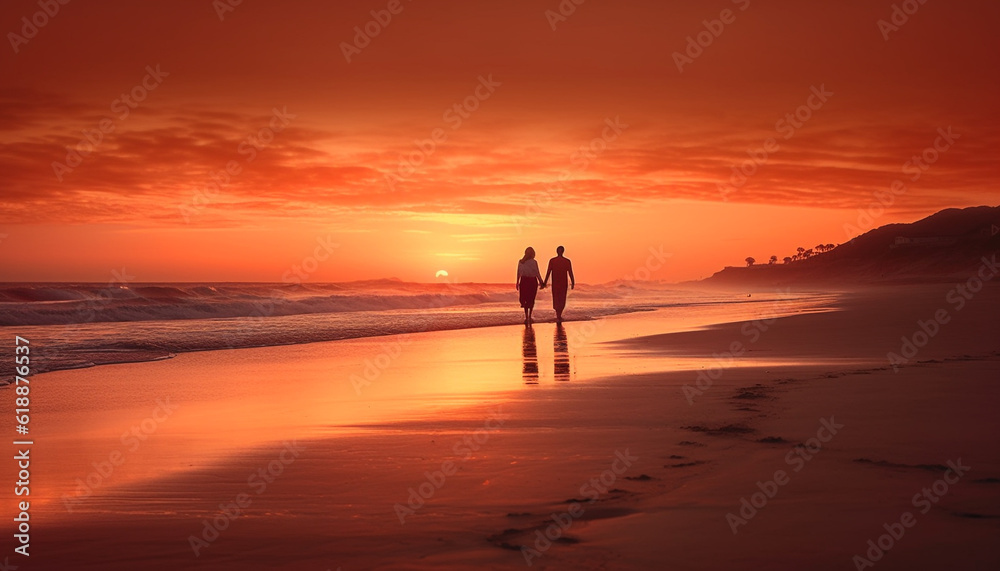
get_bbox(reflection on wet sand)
[522,325,538,384]
[554,323,571,382]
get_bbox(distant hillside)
[701,205,1000,287]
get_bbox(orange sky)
[1,0,997,283]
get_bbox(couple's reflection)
[553,323,570,382]
[522,324,539,384]
[521,323,571,383]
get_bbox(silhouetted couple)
[515,245,575,324]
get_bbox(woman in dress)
[515,247,544,324]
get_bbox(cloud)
[1,86,997,228]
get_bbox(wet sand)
[7,284,1000,569]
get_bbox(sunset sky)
[1,0,997,283]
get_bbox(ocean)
[0,280,836,378]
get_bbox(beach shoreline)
[0,285,835,378]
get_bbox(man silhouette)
[543,246,575,322]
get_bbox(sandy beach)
[4,283,995,570]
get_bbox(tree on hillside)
[796,247,806,258]
[769,255,778,265]
[783,256,793,264]
[745,257,756,267]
